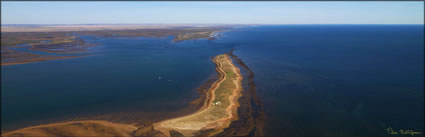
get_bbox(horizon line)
[2,23,424,26]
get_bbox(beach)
[154,54,243,137]
[2,53,244,137]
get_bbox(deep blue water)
[2,25,424,136]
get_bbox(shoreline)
[1,55,89,66]
[153,54,243,137]
[1,28,221,66]
[2,53,247,137]
[217,50,265,136]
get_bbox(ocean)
[2,25,424,136]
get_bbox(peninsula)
[1,53,244,137]
[154,54,243,137]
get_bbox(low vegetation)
[1,27,225,66]
[1,54,244,137]
[154,54,243,137]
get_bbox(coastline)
[2,120,138,137]
[153,54,243,137]
[217,50,265,136]
[1,52,261,137]
[1,29,220,66]
[1,55,88,66]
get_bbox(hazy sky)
[1,2,424,24]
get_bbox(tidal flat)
[1,25,230,66]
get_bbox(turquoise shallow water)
[2,25,424,136]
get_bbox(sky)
[1,2,424,25]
